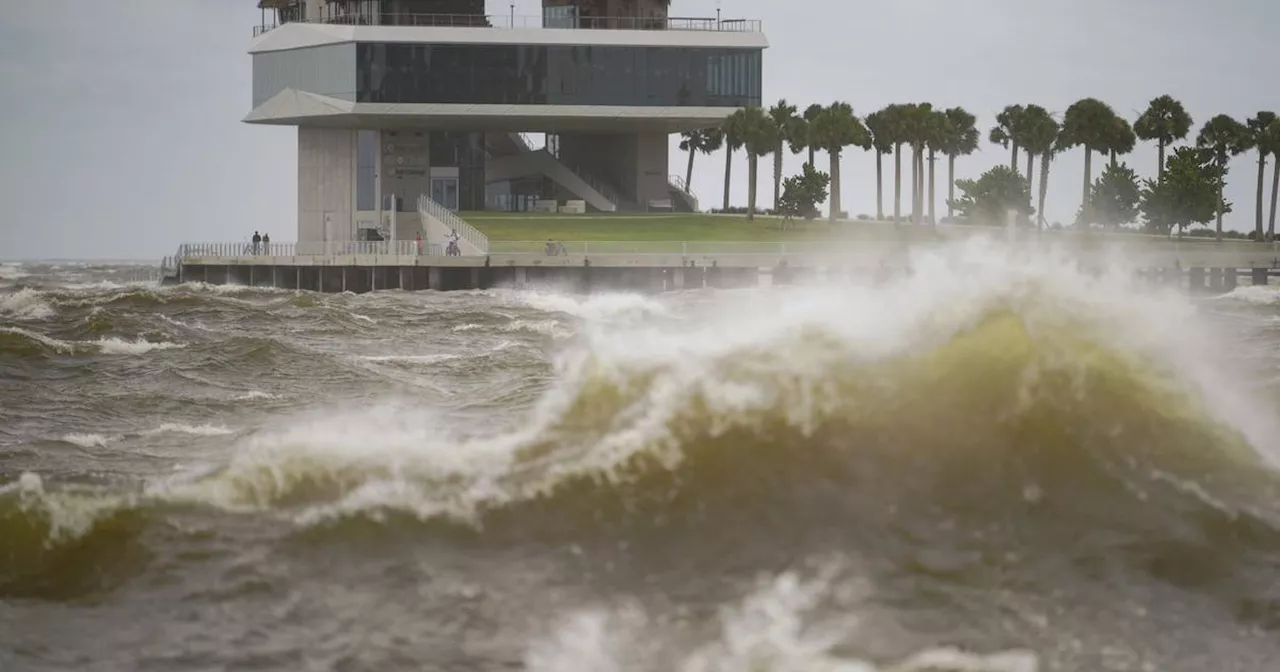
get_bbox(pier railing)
[179,241,431,258]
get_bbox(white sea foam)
[517,290,670,322]
[94,337,184,355]
[233,390,282,401]
[526,566,1039,672]
[0,263,28,281]
[0,288,55,319]
[61,433,114,448]
[359,354,460,365]
[142,423,235,437]
[1217,284,1280,305]
[502,319,575,338]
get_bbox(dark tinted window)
[355,43,760,107]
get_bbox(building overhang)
[245,90,738,133]
[249,22,769,53]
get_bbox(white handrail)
[417,194,489,254]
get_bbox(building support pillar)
[1188,267,1205,294]
[1252,267,1269,286]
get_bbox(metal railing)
[417,194,490,254]
[178,241,426,258]
[254,13,762,36]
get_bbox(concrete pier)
[174,259,1278,294]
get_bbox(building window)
[543,5,578,28]
[356,130,378,211]
[355,43,761,107]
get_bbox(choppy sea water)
[2,244,1280,672]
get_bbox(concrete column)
[428,267,442,290]
[470,268,480,290]
[672,267,685,291]
[1208,268,1224,293]
[515,267,527,289]
[1224,268,1238,292]
[342,267,348,293]
[1188,267,1205,294]
[1252,267,1269,286]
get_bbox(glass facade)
[355,130,379,211]
[253,43,356,107]
[355,43,761,107]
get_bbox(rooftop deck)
[253,13,762,37]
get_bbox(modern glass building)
[249,0,767,244]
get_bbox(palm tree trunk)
[808,146,815,168]
[829,149,841,222]
[747,155,758,222]
[1010,145,1018,173]
[1256,153,1267,240]
[910,145,919,225]
[927,149,937,226]
[947,154,956,220]
[1216,160,1226,240]
[918,149,925,223]
[875,153,884,220]
[1081,149,1093,227]
[893,144,902,223]
[1026,152,1035,210]
[1038,152,1051,232]
[773,142,784,209]
[685,147,696,194]
[1110,150,1118,169]
[1157,140,1166,184]
[723,146,733,211]
[1270,158,1279,241]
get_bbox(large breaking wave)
[4,242,1280,613]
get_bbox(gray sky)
[1,0,1276,260]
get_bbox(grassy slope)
[460,212,885,242]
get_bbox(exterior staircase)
[417,194,489,256]
[486,149,621,212]
[668,174,699,212]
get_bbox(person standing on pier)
[252,231,261,255]
[261,232,270,255]
[415,231,423,255]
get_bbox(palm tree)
[1016,106,1054,206]
[678,129,723,196]
[721,113,747,211]
[1134,95,1193,183]
[1247,111,1278,240]
[923,108,951,226]
[810,102,871,222]
[1060,98,1120,226]
[767,100,801,209]
[1107,117,1137,168]
[865,109,895,220]
[1020,108,1060,229]
[1267,120,1280,240]
[883,104,909,223]
[728,107,778,221]
[1196,114,1250,240]
[990,104,1027,173]
[939,107,979,220]
[802,103,824,167]
[897,103,935,225]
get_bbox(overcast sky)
[1,0,1276,260]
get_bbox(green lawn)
[459,212,899,242]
